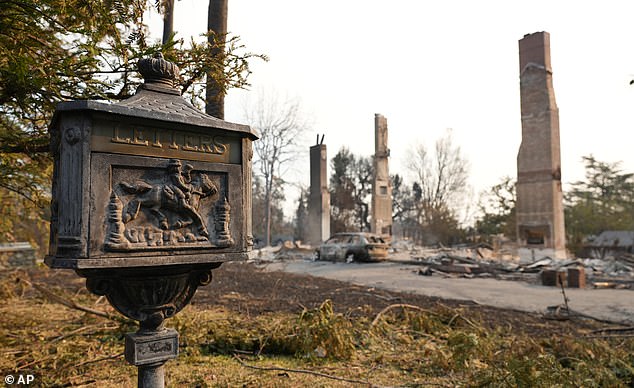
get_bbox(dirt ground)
[191,261,607,337]
[8,261,631,387]
[262,257,634,324]
[24,260,612,338]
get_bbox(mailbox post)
[46,53,257,387]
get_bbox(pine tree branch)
[233,355,375,387]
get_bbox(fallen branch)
[371,304,436,327]
[435,303,479,329]
[541,306,628,325]
[17,356,54,371]
[588,326,634,336]
[584,333,634,339]
[74,352,124,367]
[233,355,374,387]
[447,313,479,330]
[343,290,398,302]
[50,324,102,343]
[590,326,634,334]
[18,277,132,324]
[575,311,631,325]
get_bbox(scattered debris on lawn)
[406,251,634,288]
[248,239,634,290]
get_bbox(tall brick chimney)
[516,31,567,260]
[519,31,552,72]
[308,136,330,245]
[371,114,392,238]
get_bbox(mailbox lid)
[51,93,258,141]
[51,53,257,141]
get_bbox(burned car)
[316,232,389,262]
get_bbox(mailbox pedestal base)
[125,328,178,388]
[80,264,218,388]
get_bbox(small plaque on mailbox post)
[125,329,179,366]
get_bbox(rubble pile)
[249,241,315,263]
[580,255,634,288]
[249,239,634,289]
[403,249,532,280]
[402,246,634,288]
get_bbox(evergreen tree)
[565,155,634,255]
[294,188,309,242]
[0,1,264,253]
[329,147,372,233]
[475,176,516,241]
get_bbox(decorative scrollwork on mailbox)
[64,126,82,145]
[85,266,216,328]
[105,158,233,251]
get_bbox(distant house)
[584,231,634,259]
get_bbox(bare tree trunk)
[206,0,228,119]
[264,178,272,246]
[162,0,174,45]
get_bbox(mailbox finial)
[137,52,181,93]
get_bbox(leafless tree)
[406,129,471,244]
[245,90,310,246]
[408,131,469,210]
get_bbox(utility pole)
[206,0,228,119]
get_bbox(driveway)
[265,259,634,324]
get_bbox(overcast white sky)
[148,1,634,220]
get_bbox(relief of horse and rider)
[105,159,233,250]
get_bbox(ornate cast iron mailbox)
[45,53,256,387]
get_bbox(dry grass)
[1,267,633,387]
